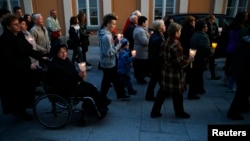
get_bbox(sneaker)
[151,112,162,118]
[145,97,155,101]
[117,95,130,101]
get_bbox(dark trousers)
[188,66,205,97]
[133,58,149,80]
[228,78,249,114]
[100,66,126,99]
[72,47,83,63]
[209,55,216,77]
[145,70,160,99]
[151,88,185,114]
[119,73,134,92]
[74,81,105,108]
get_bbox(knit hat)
[120,38,129,48]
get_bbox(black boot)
[173,93,190,119]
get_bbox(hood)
[98,28,113,40]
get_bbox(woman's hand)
[79,71,87,79]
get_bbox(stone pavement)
[0,46,249,141]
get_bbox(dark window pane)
[0,1,8,9]
[79,9,86,14]
[78,0,86,8]
[227,0,236,7]
[155,0,162,7]
[155,8,162,16]
[166,0,174,7]
[90,17,97,25]
[90,8,97,16]
[89,0,97,7]
[238,0,248,7]
[165,8,173,14]
[226,8,234,16]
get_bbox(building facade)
[1,0,249,37]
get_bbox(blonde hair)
[132,10,141,17]
[152,19,164,31]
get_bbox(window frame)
[153,0,176,20]
[0,0,20,12]
[76,0,100,29]
[225,0,249,16]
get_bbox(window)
[0,0,20,12]
[77,0,100,27]
[154,0,175,20]
[226,0,249,16]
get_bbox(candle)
[189,49,197,68]
[212,42,217,49]
[218,27,222,33]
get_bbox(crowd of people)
[0,6,249,122]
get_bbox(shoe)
[151,112,162,118]
[98,107,109,119]
[211,76,221,80]
[188,95,200,100]
[145,97,155,101]
[197,90,206,94]
[117,95,130,101]
[227,113,244,120]
[128,90,137,95]
[175,112,190,119]
[137,79,147,84]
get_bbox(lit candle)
[189,49,197,68]
[218,27,222,33]
[212,42,217,49]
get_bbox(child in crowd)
[117,38,137,95]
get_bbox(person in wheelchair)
[46,44,108,118]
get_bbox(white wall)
[179,0,188,13]
[214,0,224,14]
[23,0,33,14]
[103,0,112,15]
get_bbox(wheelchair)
[33,62,104,129]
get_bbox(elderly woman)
[145,19,166,101]
[151,22,192,119]
[133,16,150,84]
[0,14,44,120]
[47,44,108,118]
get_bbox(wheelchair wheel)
[33,94,73,129]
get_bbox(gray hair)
[32,13,42,21]
[167,22,182,37]
[152,19,164,31]
[129,15,137,22]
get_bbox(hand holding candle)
[117,33,123,41]
[78,62,86,72]
[189,48,197,68]
[131,50,136,57]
